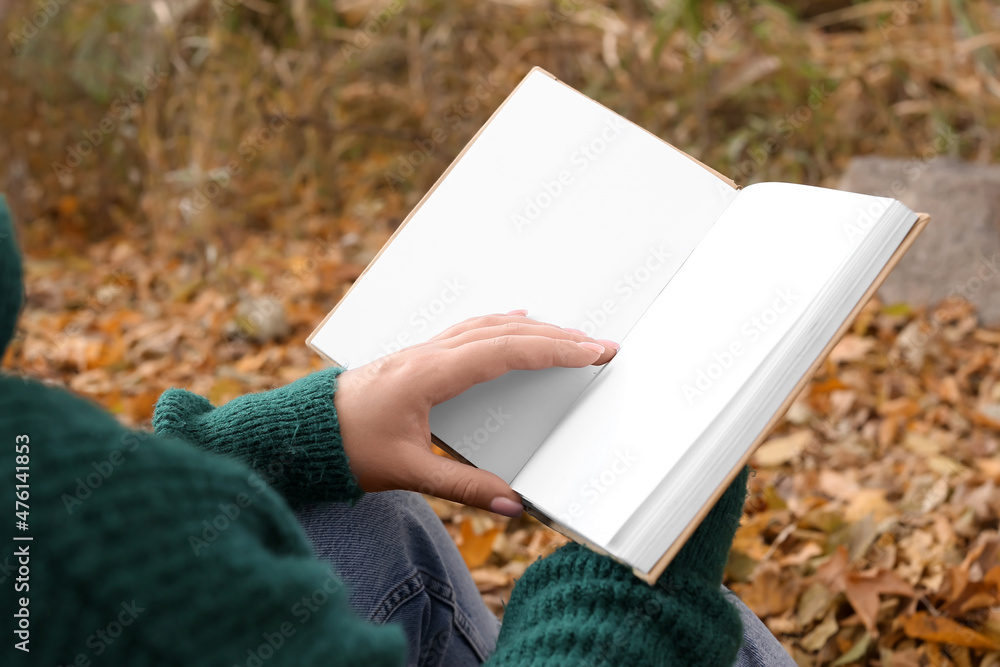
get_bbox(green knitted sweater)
[0,197,745,666]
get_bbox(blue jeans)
[295,491,795,666]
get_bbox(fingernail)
[595,338,620,351]
[577,341,605,354]
[490,497,523,518]
[563,327,587,335]
[506,309,528,316]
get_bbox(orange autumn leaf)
[877,397,922,418]
[56,195,79,218]
[902,612,1000,651]
[730,564,801,617]
[430,444,453,458]
[458,520,500,570]
[816,545,850,592]
[844,569,915,636]
[809,378,849,394]
[208,377,245,405]
[940,561,1000,617]
[829,335,875,363]
[817,546,915,636]
[127,392,160,423]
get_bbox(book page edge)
[633,211,931,585]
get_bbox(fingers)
[431,313,618,362]
[402,449,523,517]
[423,335,610,404]
[440,321,618,365]
[430,311,554,342]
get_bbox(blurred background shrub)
[1,0,997,250]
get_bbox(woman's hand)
[334,311,619,517]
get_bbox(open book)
[308,67,929,583]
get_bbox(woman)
[0,197,793,665]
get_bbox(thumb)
[404,450,524,518]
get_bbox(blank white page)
[512,183,892,544]
[310,69,737,482]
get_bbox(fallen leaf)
[976,458,1000,482]
[830,335,875,363]
[457,519,500,569]
[844,488,898,523]
[903,612,1000,650]
[797,581,838,626]
[927,454,968,477]
[903,432,941,456]
[753,430,813,467]
[818,469,860,501]
[817,546,850,593]
[470,566,511,591]
[832,632,871,665]
[730,563,801,617]
[973,404,1000,430]
[800,609,839,652]
[817,546,915,636]
[878,397,922,418]
[844,569,915,636]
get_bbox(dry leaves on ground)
[6,225,999,666]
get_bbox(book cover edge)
[302,68,934,584]
[632,210,932,585]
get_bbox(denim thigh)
[295,491,501,667]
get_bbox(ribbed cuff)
[152,367,364,507]
[492,544,743,666]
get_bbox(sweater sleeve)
[3,376,407,667]
[152,367,363,508]
[487,468,750,666]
